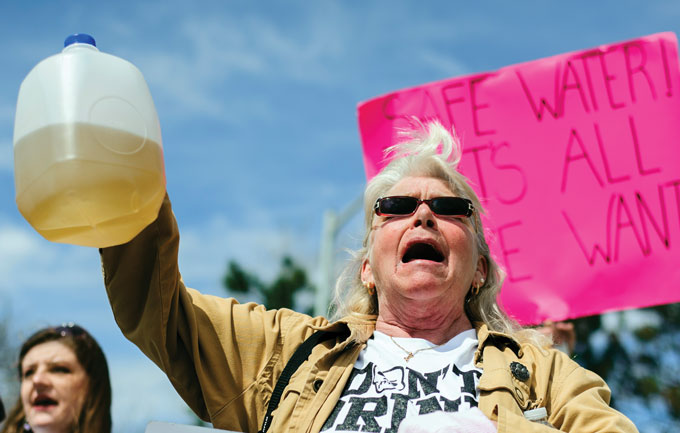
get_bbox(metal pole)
[315,195,363,317]
[316,210,337,317]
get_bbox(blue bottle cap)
[64,33,96,48]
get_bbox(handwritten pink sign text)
[357,32,680,324]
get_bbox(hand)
[397,408,497,433]
[537,320,575,354]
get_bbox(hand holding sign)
[358,32,680,324]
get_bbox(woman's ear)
[475,255,488,283]
[361,258,374,286]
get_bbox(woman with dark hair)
[0,324,111,433]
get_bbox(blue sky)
[1,1,678,432]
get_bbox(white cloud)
[173,4,348,84]
[0,209,320,314]
[113,2,353,122]
[129,27,271,121]
[0,221,102,297]
[0,200,331,309]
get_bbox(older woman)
[99,120,638,432]
[1,324,112,433]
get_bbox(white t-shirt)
[321,329,482,432]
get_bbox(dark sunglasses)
[374,196,474,217]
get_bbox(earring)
[471,278,484,297]
[362,281,376,296]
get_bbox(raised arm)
[99,194,294,424]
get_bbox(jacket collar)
[313,314,376,347]
[474,323,523,363]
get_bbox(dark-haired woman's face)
[20,340,89,433]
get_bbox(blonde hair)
[331,119,548,347]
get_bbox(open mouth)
[402,242,444,263]
[33,396,58,408]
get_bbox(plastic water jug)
[13,33,166,248]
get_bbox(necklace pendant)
[404,352,414,362]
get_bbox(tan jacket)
[100,196,638,433]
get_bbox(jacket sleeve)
[546,355,639,433]
[99,194,296,423]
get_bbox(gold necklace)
[389,335,446,362]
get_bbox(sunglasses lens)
[376,196,473,217]
[378,197,418,215]
[431,197,471,216]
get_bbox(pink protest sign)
[358,32,680,325]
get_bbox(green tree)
[571,303,680,432]
[223,255,315,314]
